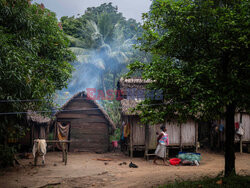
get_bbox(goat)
[32,139,47,166]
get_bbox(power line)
[0,98,71,103]
[0,101,193,115]
[0,92,219,103]
[0,108,98,115]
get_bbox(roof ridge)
[55,91,116,129]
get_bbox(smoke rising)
[55,19,137,106]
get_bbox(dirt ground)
[0,150,250,188]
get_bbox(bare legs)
[153,156,157,164]
[154,156,169,166]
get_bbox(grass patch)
[160,175,250,188]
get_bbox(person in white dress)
[154,125,169,165]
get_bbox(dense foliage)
[0,0,75,165]
[128,0,249,176]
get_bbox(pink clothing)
[159,132,169,146]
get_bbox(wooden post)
[53,121,57,151]
[108,125,110,152]
[180,123,182,151]
[68,123,71,151]
[166,147,169,159]
[65,144,68,165]
[31,124,34,144]
[144,123,149,159]
[62,143,65,162]
[129,116,133,158]
[240,113,243,154]
[62,143,68,165]
[210,124,213,149]
[240,136,243,154]
[195,122,199,152]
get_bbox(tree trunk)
[113,72,117,90]
[101,73,106,96]
[224,103,236,176]
[144,123,149,159]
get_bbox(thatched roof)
[119,78,151,115]
[55,91,116,130]
[119,78,152,89]
[27,111,51,124]
[121,99,141,115]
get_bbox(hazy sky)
[33,0,152,22]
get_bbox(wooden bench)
[145,153,156,161]
[145,147,170,161]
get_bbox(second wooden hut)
[119,78,198,158]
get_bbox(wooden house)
[54,91,116,152]
[119,78,198,158]
[235,112,250,152]
[210,112,250,152]
[235,113,250,143]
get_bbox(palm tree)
[66,15,138,96]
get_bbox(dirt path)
[0,151,250,188]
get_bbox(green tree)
[0,0,75,164]
[128,0,249,176]
[60,3,145,94]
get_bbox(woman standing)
[154,125,169,165]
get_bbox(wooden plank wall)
[131,118,161,149]
[148,124,161,149]
[241,114,250,142]
[132,116,145,146]
[129,113,249,151]
[165,120,196,145]
[181,120,196,145]
[130,115,196,150]
[165,121,181,145]
[57,97,109,152]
